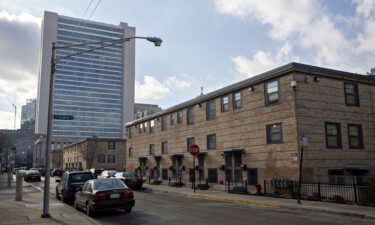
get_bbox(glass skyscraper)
[36,11,135,143]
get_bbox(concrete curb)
[187,193,280,208]
[143,185,375,221]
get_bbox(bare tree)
[85,136,98,169]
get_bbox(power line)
[87,0,102,21]
[81,0,94,19]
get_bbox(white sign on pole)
[299,136,308,147]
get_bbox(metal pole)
[297,146,304,204]
[12,104,16,131]
[193,156,196,193]
[15,173,23,201]
[41,43,56,218]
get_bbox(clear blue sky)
[0,0,374,129]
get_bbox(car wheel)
[62,192,68,203]
[86,202,93,217]
[56,188,61,200]
[125,207,132,213]
[74,199,79,210]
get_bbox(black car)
[24,170,41,182]
[56,171,94,203]
[51,169,63,177]
[74,178,135,217]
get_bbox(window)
[128,127,133,138]
[139,123,143,134]
[266,123,283,144]
[187,106,195,125]
[150,120,155,134]
[108,155,115,163]
[206,100,216,120]
[170,113,176,125]
[177,111,183,124]
[108,141,115,150]
[128,147,132,157]
[161,115,167,131]
[328,169,345,185]
[221,96,229,112]
[344,82,359,107]
[265,80,279,106]
[348,124,363,149]
[187,137,195,152]
[149,144,155,155]
[144,122,148,133]
[207,134,216,150]
[97,154,105,163]
[233,91,242,109]
[325,122,342,149]
[162,142,168,154]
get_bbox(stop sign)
[189,144,200,157]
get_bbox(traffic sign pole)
[189,144,200,193]
[193,156,196,193]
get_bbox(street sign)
[299,136,308,147]
[189,144,200,157]
[53,115,74,120]
[291,153,298,164]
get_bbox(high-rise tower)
[36,11,135,143]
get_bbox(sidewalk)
[143,183,375,221]
[0,174,101,225]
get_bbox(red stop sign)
[189,144,200,156]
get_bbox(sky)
[0,0,375,129]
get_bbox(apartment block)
[63,138,126,171]
[125,63,375,187]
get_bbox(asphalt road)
[28,177,374,225]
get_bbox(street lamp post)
[41,36,162,218]
[12,104,16,131]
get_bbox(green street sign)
[53,115,74,120]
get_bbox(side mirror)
[56,179,60,183]
[77,187,82,191]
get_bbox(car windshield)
[69,173,93,183]
[28,170,39,174]
[93,179,126,190]
[124,173,135,178]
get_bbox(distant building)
[51,149,63,169]
[35,11,136,143]
[21,99,36,132]
[134,103,162,119]
[63,137,126,171]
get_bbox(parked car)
[90,169,104,179]
[51,169,63,177]
[74,178,135,216]
[97,170,117,179]
[38,168,46,176]
[12,168,19,174]
[17,170,27,177]
[115,172,143,189]
[24,170,41,182]
[56,171,94,203]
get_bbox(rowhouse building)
[63,137,126,171]
[125,63,375,189]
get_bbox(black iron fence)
[263,176,375,205]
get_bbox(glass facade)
[52,17,124,139]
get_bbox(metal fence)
[263,176,375,205]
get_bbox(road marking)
[187,193,280,208]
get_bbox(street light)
[11,104,16,131]
[41,36,162,218]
